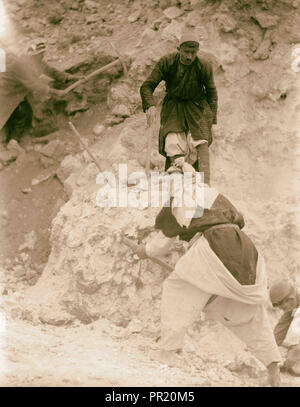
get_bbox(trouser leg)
[196,141,210,185]
[205,298,282,368]
[285,345,300,376]
[164,132,187,169]
[229,306,282,367]
[30,98,58,138]
[4,99,33,143]
[160,271,211,351]
[164,132,210,182]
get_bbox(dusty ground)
[0,0,299,388]
[1,314,300,387]
[0,104,109,285]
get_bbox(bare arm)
[41,61,74,83]
[9,55,50,96]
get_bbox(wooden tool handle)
[61,58,121,96]
[122,236,173,272]
[145,125,153,176]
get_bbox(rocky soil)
[0,0,299,387]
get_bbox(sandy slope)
[1,314,300,387]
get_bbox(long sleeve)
[145,231,175,258]
[282,308,300,347]
[140,58,165,112]
[9,55,49,96]
[41,61,69,83]
[274,311,294,346]
[202,62,218,124]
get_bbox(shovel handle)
[146,124,153,176]
[61,58,121,96]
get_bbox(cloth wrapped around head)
[27,42,46,56]
[269,280,294,305]
[166,165,205,228]
[179,33,199,48]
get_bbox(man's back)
[0,53,47,130]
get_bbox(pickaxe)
[68,121,115,188]
[69,121,104,172]
[122,235,217,305]
[59,56,129,97]
[108,41,128,76]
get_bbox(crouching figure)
[136,178,282,386]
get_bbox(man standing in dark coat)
[140,33,218,185]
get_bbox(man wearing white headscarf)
[136,171,282,386]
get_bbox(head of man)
[270,280,298,312]
[178,33,199,66]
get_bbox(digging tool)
[108,41,128,76]
[145,123,154,176]
[145,109,159,176]
[68,121,104,172]
[59,58,124,96]
[69,121,115,189]
[122,235,217,305]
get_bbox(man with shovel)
[0,42,80,143]
[140,33,218,185]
